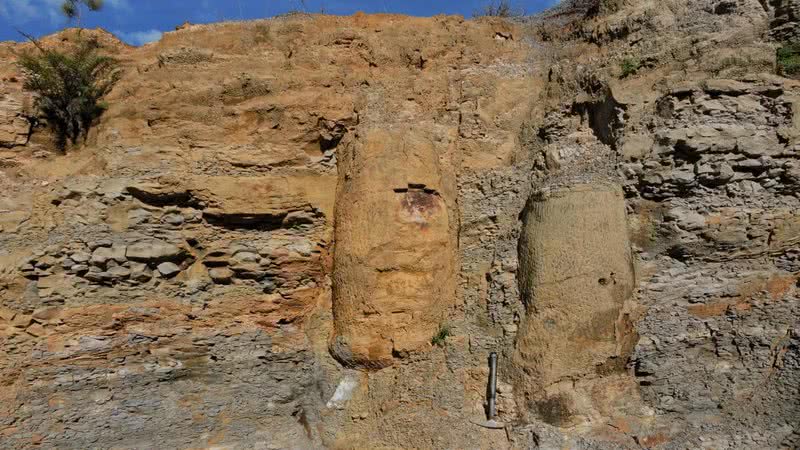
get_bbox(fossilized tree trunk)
[330,129,457,368]
[512,183,637,426]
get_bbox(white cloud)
[0,0,41,22]
[115,28,162,46]
[43,0,65,24]
[105,0,130,11]
[0,0,131,24]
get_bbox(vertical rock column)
[512,184,636,425]
[330,129,457,368]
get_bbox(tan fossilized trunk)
[512,183,636,426]
[330,129,457,368]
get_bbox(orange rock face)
[0,16,542,449]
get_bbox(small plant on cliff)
[619,57,642,78]
[61,0,104,28]
[17,37,120,151]
[475,0,525,18]
[431,324,451,347]
[777,42,800,77]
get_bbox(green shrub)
[777,42,800,77]
[17,37,120,151]
[61,0,103,27]
[620,57,641,78]
[475,0,525,18]
[431,324,451,347]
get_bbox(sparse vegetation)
[777,42,800,77]
[431,324,451,347]
[619,57,642,78]
[17,37,120,151]
[60,0,104,27]
[475,0,525,18]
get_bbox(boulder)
[129,263,152,282]
[25,323,47,337]
[70,251,91,263]
[697,161,735,185]
[32,307,62,322]
[162,213,184,226]
[91,245,127,267]
[704,79,750,96]
[231,251,260,264]
[202,250,230,267]
[34,255,57,269]
[229,263,267,280]
[666,207,706,231]
[229,243,257,255]
[282,210,316,227]
[84,270,113,283]
[70,264,89,274]
[11,314,32,328]
[698,99,727,113]
[107,266,131,280]
[208,267,234,284]
[126,240,186,263]
[734,158,767,171]
[669,168,696,185]
[156,262,181,277]
[88,239,113,250]
[127,208,152,225]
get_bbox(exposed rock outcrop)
[0,93,30,148]
[0,2,798,449]
[513,184,638,427]
[331,130,457,368]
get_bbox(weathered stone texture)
[513,184,636,426]
[0,2,799,449]
[619,76,800,448]
[331,130,457,368]
[0,93,30,148]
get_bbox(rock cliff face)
[0,1,798,449]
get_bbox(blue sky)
[0,0,558,46]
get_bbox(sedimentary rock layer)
[1,2,799,447]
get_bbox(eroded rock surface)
[513,184,638,427]
[0,2,799,449]
[0,93,30,148]
[331,130,457,368]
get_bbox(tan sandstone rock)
[330,129,457,368]
[512,184,636,426]
[0,93,30,148]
